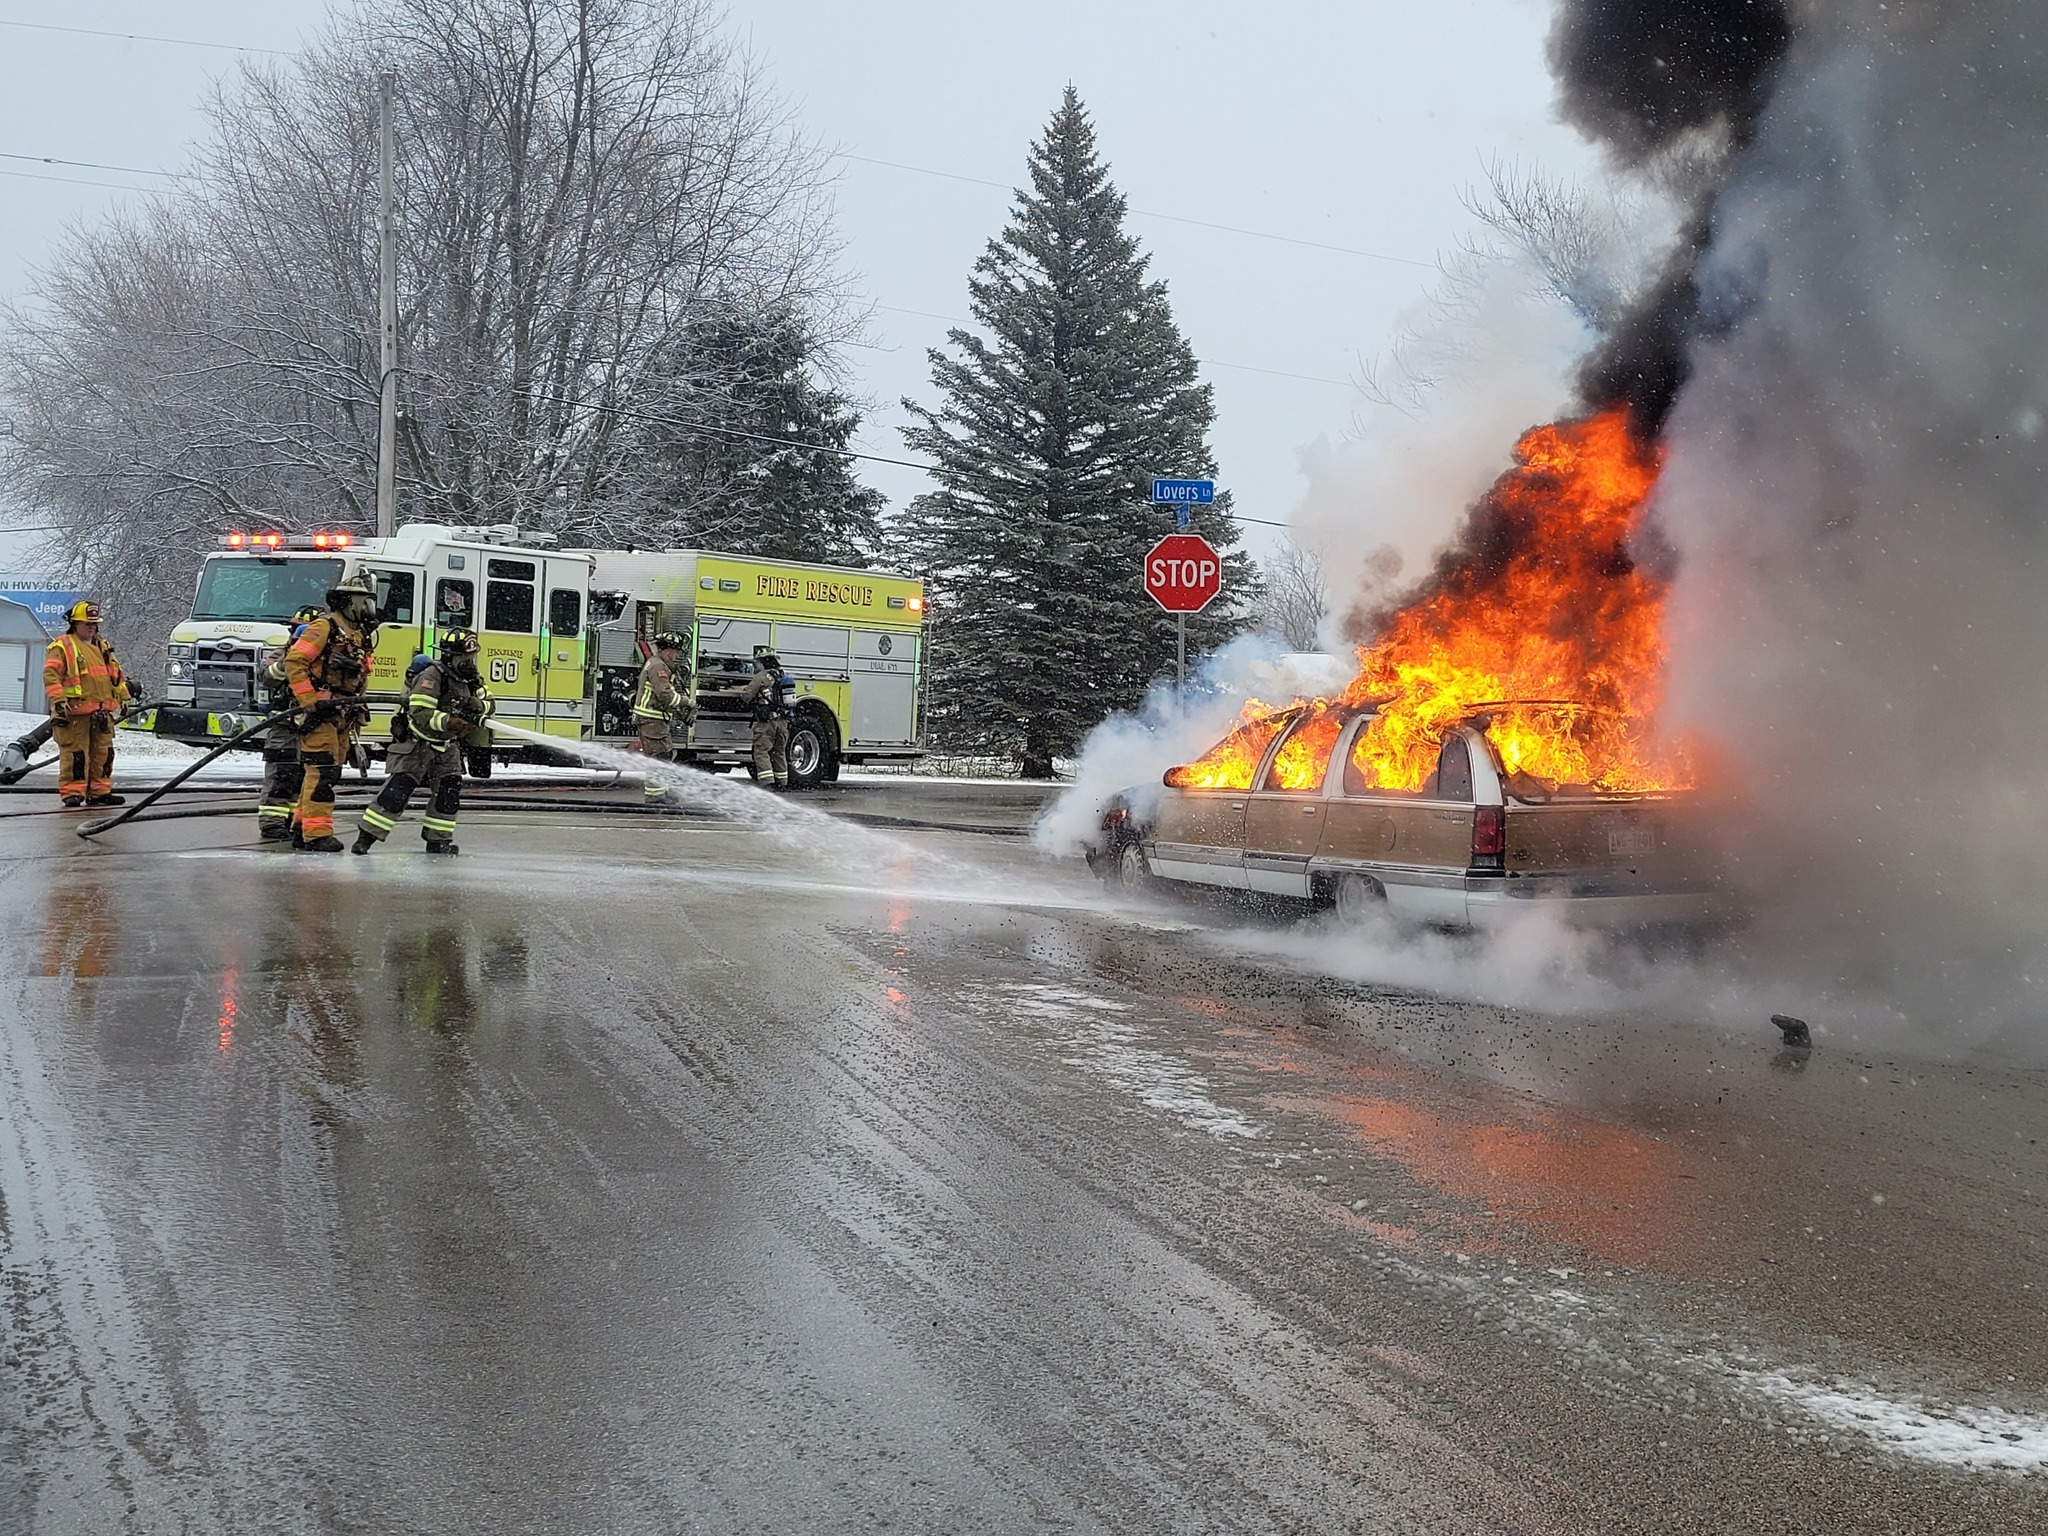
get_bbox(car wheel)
[1115,840,1157,893]
[1331,872,1385,923]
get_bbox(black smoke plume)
[1548,0,1795,432]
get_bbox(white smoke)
[1294,247,1597,644]
[1032,636,1348,857]
[1654,2,2048,1042]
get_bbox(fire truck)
[139,523,926,787]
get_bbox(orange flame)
[1169,409,1693,797]
[1163,705,1286,789]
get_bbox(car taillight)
[1472,805,1505,871]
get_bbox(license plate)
[1608,825,1657,857]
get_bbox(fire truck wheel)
[786,711,836,790]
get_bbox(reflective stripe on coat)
[43,633,127,715]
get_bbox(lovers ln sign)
[1143,533,1223,613]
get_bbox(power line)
[0,166,157,193]
[0,151,188,180]
[0,18,285,55]
[836,152,1436,270]
[869,303,1355,391]
[516,388,937,473]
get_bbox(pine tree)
[897,88,1246,778]
[621,308,885,565]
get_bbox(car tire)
[1114,839,1158,893]
[1330,872,1386,924]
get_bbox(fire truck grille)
[195,663,255,710]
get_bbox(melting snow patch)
[983,982,1264,1141]
[1732,1370,2048,1473]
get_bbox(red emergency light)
[218,530,357,551]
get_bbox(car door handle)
[1302,805,1321,816]
[1228,803,1244,811]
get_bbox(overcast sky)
[0,0,1600,571]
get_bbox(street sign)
[1144,533,1223,614]
[1150,477,1215,505]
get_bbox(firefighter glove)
[49,698,69,720]
[471,695,497,719]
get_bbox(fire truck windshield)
[192,557,343,621]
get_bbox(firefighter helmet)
[652,630,685,652]
[437,628,480,659]
[290,604,323,626]
[756,651,781,671]
[327,572,378,623]
[64,600,104,626]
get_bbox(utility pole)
[375,70,398,540]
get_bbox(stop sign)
[1144,533,1223,613]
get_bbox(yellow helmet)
[65,600,103,625]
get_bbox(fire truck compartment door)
[849,629,917,746]
[1149,791,1249,889]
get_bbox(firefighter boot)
[87,793,126,806]
[351,829,375,855]
[297,835,345,853]
[260,821,293,842]
[423,839,459,856]
[60,795,85,808]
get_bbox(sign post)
[1148,479,1219,687]
[1143,532,1224,688]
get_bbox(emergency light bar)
[220,531,354,551]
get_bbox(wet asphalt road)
[3,780,2047,1534]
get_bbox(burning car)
[1090,700,1729,929]
[1088,408,1735,929]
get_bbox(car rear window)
[1423,736,1474,801]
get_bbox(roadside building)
[0,596,47,713]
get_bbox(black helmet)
[437,627,480,659]
[652,630,685,652]
[328,572,378,624]
[756,651,781,670]
[290,604,323,627]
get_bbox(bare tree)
[0,0,851,655]
[1357,158,1666,417]
[1255,538,1330,652]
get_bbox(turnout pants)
[257,727,300,832]
[751,717,790,787]
[294,718,352,840]
[51,715,114,802]
[637,719,673,800]
[359,738,463,845]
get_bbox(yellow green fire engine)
[144,523,925,788]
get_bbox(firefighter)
[42,600,131,807]
[633,630,689,802]
[256,605,324,841]
[352,628,491,856]
[282,573,377,852]
[738,650,792,790]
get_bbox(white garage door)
[0,641,29,714]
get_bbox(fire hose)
[0,700,156,785]
[78,707,311,840]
